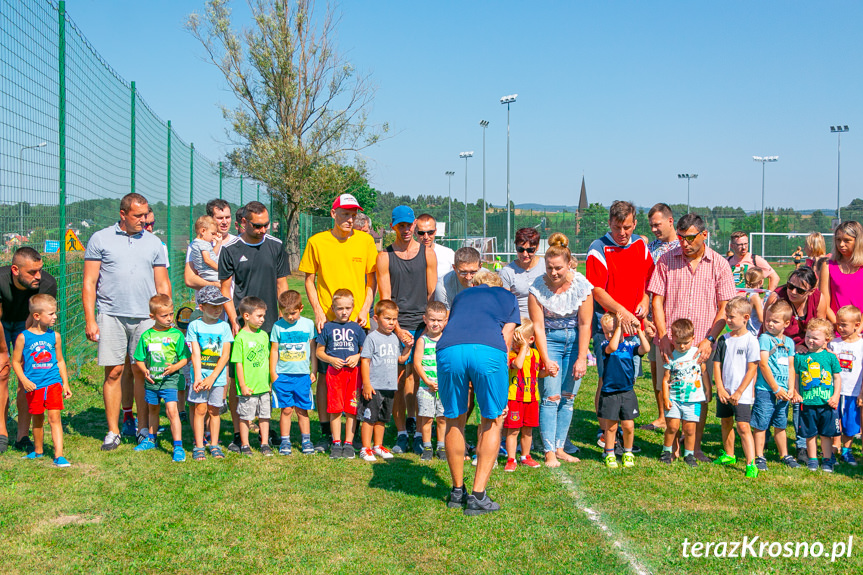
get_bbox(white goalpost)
[748,231,833,261]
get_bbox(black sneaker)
[797,447,808,465]
[436,447,447,462]
[754,456,768,471]
[330,443,343,459]
[406,417,417,437]
[659,451,673,465]
[240,445,253,456]
[314,436,331,453]
[179,411,188,423]
[228,433,242,453]
[260,444,274,457]
[413,436,424,455]
[0,434,7,453]
[341,443,356,459]
[683,454,698,468]
[447,488,467,508]
[781,454,801,469]
[393,434,409,454]
[464,493,501,516]
[421,447,433,461]
[14,436,34,453]
[99,433,121,452]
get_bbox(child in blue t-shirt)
[186,286,234,460]
[596,313,650,469]
[11,294,71,467]
[270,290,317,456]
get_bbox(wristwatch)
[705,335,716,344]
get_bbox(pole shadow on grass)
[368,456,452,500]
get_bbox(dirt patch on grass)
[52,514,102,526]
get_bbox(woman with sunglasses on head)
[500,228,544,317]
[818,221,863,324]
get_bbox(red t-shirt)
[586,234,655,332]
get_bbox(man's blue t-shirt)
[438,285,521,354]
[271,317,317,374]
[186,318,234,387]
[316,320,366,361]
[601,338,641,393]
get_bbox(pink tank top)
[828,260,863,313]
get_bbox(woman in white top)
[500,227,545,318]
[528,233,593,467]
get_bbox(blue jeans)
[792,402,806,449]
[540,328,582,452]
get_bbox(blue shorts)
[145,387,178,405]
[437,343,508,419]
[838,395,861,437]
[404,324,426,366]
[799,404,840,439]
[272,373,314,410]
[665,399,702,423]
[751,389,790,431]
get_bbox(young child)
[743,268,765,336]
[751,300,799,470]
[503,317,547,472]
[597,313,650,469]
[358,299,410,461]
[316,289,366,459]
[133,294,190,462]
[796,318,842,472]
[11,294,71,467]
[270,290,317,456]
[412,301,448,461]
[186,286,233,460]
[712,296,760,477]
[188,215,220,284]
[828,305,863,466]
[229,296,273,456]
[660,318,710,467]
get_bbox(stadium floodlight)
[500,94,517,252]
[677,173,698,212]
[830,125,850,220]
[19,142,47,236]
[445,170,455,228]
[480,121,489,240]
[460,152,474,240]
[753,156,779,257]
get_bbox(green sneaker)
[713,450,737,465]
[604,454,618,469]
[622,452,635,468]
[745,463,759,478]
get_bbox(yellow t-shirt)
[298,229,378,322]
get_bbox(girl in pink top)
[819,221,863,323]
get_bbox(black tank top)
[386,244,428,330]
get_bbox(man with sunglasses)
[649,213,736,462]
[415,214,455,282]
[727,231,779,291]
[219,201,289,335]
[434,247,482,310]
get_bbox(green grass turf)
[1,272,859,574]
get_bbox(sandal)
[209,446,225,459]
[193,447,206,461]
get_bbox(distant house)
[80,219,95,228]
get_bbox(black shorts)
[597,389,639,422]
[317,359,328,375]
[799,404,840,438]
[716,398,752,423]
[357,389,396,424]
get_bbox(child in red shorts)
[11,294,71,467]
[315,289,366,458]
[504,318,547,471]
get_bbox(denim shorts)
[665,398,702,423]
[145,387,178,405]
[750,389,789,431]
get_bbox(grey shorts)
[646,343,657,362]
[417,386,444,418]
[97,313,155,367]
[187,385,227,408]
[665,398,702,422]
[237,392,272,421]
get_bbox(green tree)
[187,0,387,267]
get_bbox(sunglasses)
[787,283,811,295]
[143,221,154,228]
[249,221,270,229]
[416,230,435,237]
[516,246,537,254]
[677,233,701,243]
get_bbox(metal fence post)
[240,174,243,205]
[189,143,195,243]
[257,183,260,202]
[219,161,222,200]
[57,0,67,350]
[167,120,172,270]
[130,80,135,194]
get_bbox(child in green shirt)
[133,294,190,462]
[230,297,272,456]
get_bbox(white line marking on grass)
[554,471,652,575]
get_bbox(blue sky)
[67,0,863,211]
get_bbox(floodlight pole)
[18,142,47,236]
[480,120,489,241]
[831,125,849,220]
[501,94,517,252]
[460,152,474,241]
[445,170,455,231]
[753,155,778,257]
[678,173,698,213]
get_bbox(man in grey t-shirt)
[434,247,481,310]
[83,192,171,451]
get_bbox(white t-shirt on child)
[713,332,760,405]
[828,337,863,397]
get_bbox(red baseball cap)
[332,193,363,211]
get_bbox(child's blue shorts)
[272,373,314,410]
[839,395,861,437]
[145,387,178,405]
[751,389,790,431]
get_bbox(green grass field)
[0,271,859,575]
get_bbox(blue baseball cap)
[391,205,415,226]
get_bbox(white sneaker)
[373,445,394,460]
[359,447,377,462]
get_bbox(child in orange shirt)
[504,318,547,471]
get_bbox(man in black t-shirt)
[0,247,57,453]
[218,201,289,335]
